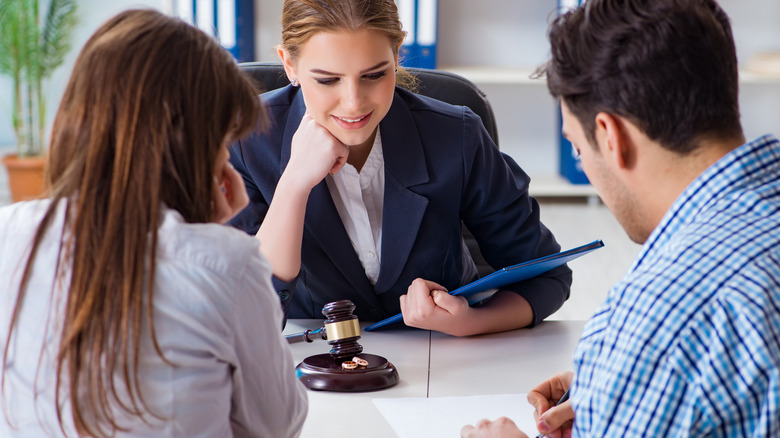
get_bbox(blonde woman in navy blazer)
[229,0,571,336]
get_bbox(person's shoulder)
[0,198,50,215]
[0,201,19,224]
[156,208,263,278]
[0,199,53,232]
[390,88,495,158]
[394,86,477,122]
[152,209,281,331]
[684,177,780,253]
[249,85,300,143]
[260,84,299,109]
[661,199,780,315]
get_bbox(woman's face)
[283,28,398,150]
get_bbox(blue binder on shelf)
[556,0,589,184]
[558,107,590,184]
[229,0,256,62]
[176,0,255,62]
[365,239,605,331]
[396,0,438,69]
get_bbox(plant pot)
[1,154,47,203]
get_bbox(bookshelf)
[251,0,780,199]
[436,0,780,199]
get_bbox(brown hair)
[2,9,262,437]
[280,0,418,90]
[539,0,743,153]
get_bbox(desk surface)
[283,320,586,438]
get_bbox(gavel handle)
[285,327,326,344]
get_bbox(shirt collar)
[632,134,780,269]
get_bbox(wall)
[255,0,283,61]
[3,0,779,165]
[434,0,780,178]
[0,0,165,148]
[723,0,780,143]
[1,0,166,203]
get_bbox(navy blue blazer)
[229,85,572,324]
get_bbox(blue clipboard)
[364,239,605,331]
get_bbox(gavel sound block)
[289,300,399,392]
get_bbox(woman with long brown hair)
[0,9,307,437]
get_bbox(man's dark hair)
[540,0,743,153]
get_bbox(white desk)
[283,320,586,438]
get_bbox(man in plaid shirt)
[461,0,780,437]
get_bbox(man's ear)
[277,47,297,83]
[595,112,634,170]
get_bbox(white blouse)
[327,130,385,285]
[0,199,307,437]
[327,128,478,286]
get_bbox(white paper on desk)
[372,394,537,438]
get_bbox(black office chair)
[239,61,497,277]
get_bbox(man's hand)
[527,372,575,438]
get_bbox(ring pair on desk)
[286,300,399,392]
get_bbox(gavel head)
[322,300,363,359]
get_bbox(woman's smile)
[332,111,373,130]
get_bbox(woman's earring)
[291,78,299,87]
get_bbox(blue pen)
[535,388,570,438]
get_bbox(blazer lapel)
[304,183,383,307]
[279,90,306,170]
[374,92,429,293]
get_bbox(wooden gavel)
[286,300,399,391]
[285,300,363,359]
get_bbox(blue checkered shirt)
[571,135,780,437]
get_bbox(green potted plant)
[0,0,77,202]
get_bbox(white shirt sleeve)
[227,245,308,438]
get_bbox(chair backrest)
[239,61,497,277]
[239,61,499,146]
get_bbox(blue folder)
[364,239,605,331]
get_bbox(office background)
[1,0,778,320]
